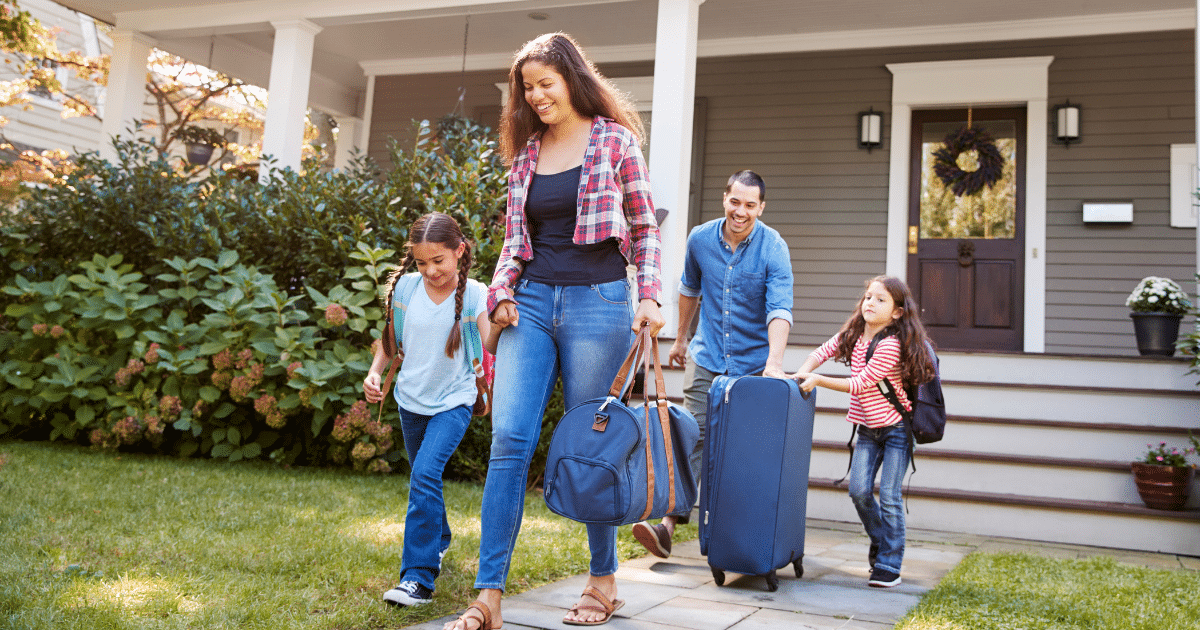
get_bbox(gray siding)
[371,32,1197,356]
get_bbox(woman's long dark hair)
[832,275,937,386]
[385,212,474,358]
[498,32,644,164]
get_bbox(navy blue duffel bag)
[543,326,699,526]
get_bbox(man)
[632,169,794,558]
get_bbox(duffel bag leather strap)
[608,328,645,401]
[638,323,656,521]
[649,334,677,514]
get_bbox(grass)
[0,441,695,630]
[897,551,1200,630]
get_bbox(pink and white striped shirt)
[809,333,911,429]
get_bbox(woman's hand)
[492,300,520,328]
[632,298,665,336]
[363,372,384,403]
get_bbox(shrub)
[0,116,577,479]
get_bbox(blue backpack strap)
[391,273,423,355]
[460,280,486,378]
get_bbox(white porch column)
[100,30,154,162]
[648,0,705,337]
[260,19,322,181]
[332,116,362,171]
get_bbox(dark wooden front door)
[907,108,1025,352]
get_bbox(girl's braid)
[445,239,474,358]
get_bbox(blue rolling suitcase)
[699,375,815,591]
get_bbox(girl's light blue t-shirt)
[393,279,487,416]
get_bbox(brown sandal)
[563,585,625,626]
[450,601,501,630]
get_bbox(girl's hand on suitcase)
[791,372,819,393]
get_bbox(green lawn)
[0,441,687,629]
[897,551,1200,630]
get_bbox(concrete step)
[811,410,1195,462]
[809,441,1200,508]
[806,479,1200,556]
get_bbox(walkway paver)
[408,518,1191,630]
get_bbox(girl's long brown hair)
[385,212,474,358]
[498,32,644,164]
[832,275,937,386]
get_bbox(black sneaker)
[383,581,433,606]
[868,568,901,588]
[868,542,879,569]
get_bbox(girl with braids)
[445,32,664,630]
[789,276,937,589]
[363,212,492,608]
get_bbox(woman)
[444,32,665,630]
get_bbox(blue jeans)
[475,279,634,591]
[398,403,472,591]
[848,423,909,575]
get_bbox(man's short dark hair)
[725,170,765,201]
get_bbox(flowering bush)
[1140,441,1196,467]
[1126,276,1192,315]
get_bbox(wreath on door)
[932,126,1004,197]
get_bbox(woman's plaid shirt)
[487,116,663,312]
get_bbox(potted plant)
[1125,276,1192,356]
[1131,440,1196,510]
[173,125,227,166]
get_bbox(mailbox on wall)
[1082,202,1133,224]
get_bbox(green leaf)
[211,444,232,458]
[212,402,235,419]
[227,426,241,445]
[228,447,243,462]
[75,406,95,426]
[217,250,239,269]
[242,443,261,458]
[199,386,221,403]
[173,418,191,431]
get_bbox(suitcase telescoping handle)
[597,323,679,520]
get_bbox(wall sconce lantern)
[1054,100,1081,147]
[858,108,883,152]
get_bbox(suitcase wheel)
[793,558,804,578]
[764,570,779,592]
[711,566,725,586]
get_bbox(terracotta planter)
[1129,312,1182,356]
[1130,462,1194,510]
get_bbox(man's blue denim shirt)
[680,218,794,376]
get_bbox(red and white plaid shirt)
[488,116,662,312]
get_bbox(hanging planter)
[174,126,227,167]
[185,142,215,166]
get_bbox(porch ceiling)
[53,0,1194,113]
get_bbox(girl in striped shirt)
[790,275,936,589]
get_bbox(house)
[0,0,265,170]
[51,0,1200,555]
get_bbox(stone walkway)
[408,518,1199,630]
